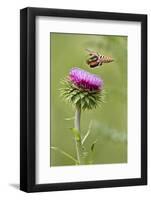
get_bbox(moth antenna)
[85,48,92,52]
[85,48,99,56]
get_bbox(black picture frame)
[20,7,147,192]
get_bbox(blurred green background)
[50,33,127,166]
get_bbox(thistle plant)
[59,67,104,165]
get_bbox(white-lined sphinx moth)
[86,49,114,68]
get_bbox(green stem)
[74,106,85,165]
[75,107,81,131]
[51,146,78,164]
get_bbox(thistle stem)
[75,107,81,131]
[74,107,85,165]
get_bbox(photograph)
[20,7,147,192]
[50,33,127,167]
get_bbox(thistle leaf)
[91,139,98,152]
[70,128,81,141]
[64,117,75,121]
[51,146,78,164]
[82,120,93,145]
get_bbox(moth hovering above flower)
[86,49,114,68]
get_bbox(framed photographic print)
[20,7,147,192]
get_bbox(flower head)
[60,67,105,110]
[69,68,103,91]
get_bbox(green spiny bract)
[60,79,105,110]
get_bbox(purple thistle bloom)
[69,67,103,91]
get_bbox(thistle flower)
[60,67,105,110]
[69,68,103,91]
